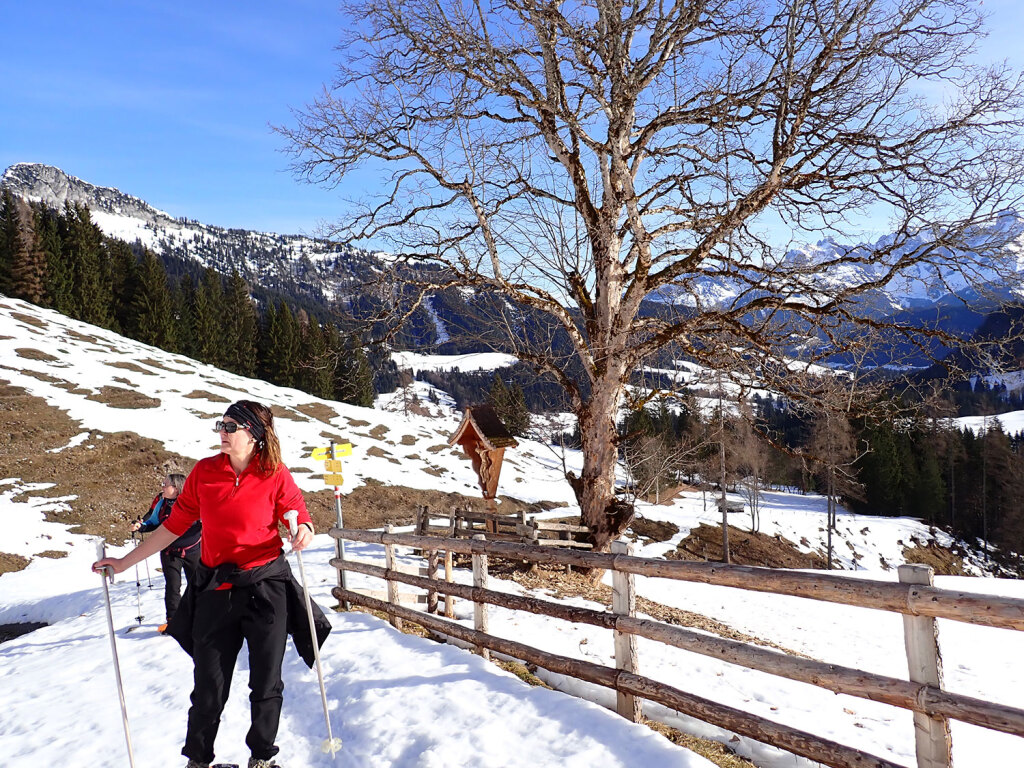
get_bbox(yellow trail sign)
[324,459,343,472]
[324,473,344,486]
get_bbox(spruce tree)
[174,273,199,359]
[221,270,257,376]
[106,239,140,334]
[300,317,334,399]
[132,250,177,350]
[5,194,48,304]
[264,301,299,387]
[62,203,112,327]
[0,189,17,295]
[194,267,223,366]
[36,207,71,313]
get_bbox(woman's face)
[161,477,178,499]
[218,416,256,457]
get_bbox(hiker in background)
[93,399,329,768]
[131,473,200,633]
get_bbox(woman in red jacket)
[93,400,325,768]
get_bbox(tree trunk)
[576,377,632,553]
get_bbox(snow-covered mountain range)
[6,162,1024,319]
[0,162,384,307]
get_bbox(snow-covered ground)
[2,296,1024,768]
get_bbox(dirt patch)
[270,405,309,422]
[106,361,157,376]
[10,311,47,328]
[502,565,803,656]
[903,537,968,576]
[2,367,65,385]
[137,357,189,373]
[365,445,400,464]
[670,524,827,570]
[368,424,388,440]
[421,466,447,477]
[426,444,449,454]
[348,419,370,428]
[295,402,339,422]
[65,329,101,343]
[0,552,30,576]
[16,348,60,362]
[629,515,680,544]
[85,386,161,409]
[183,390,231,403]
[400,435,417,446]
[35,550,67,559]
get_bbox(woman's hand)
[92,557,126,576]
[290,522,314,552]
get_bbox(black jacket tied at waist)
[166,552,331,668]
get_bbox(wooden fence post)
[444,550,455,618]
[426,549,439,615]
[384,525,403,631]
[472,534,490,660]
[612,539,641,723]
[899,564,952,768]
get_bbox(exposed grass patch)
[366,445,401,463]
[348,419,370,428]
[106,361,156,376]
[85,386,161,409]
[0,552,30,576]
[35,550,68,559]
[426,444,449,454]
[629,515,680,544]
[644,718,756,768]
[670,523,827,570]
[10,312,47,328]
[400,435,418,446]
[902,537,968,576]
[368,424,389,440]
[16,347,59,362]
[183,389,231,402]
[295,402,339,422]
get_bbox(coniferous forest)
[3,190,1024,570]
[0,192,385,406]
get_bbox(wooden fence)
[328,527,1024,768]
[414,506,593,549]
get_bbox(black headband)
[225,402,266,443]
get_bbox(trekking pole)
[140,531,152,588]
[130,532,143,628]
[97,542,138,768]
[283,510,342,758]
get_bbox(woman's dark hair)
[226,399,281,475]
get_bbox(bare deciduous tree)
[282,0,1024,551]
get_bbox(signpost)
[311,440,353,609]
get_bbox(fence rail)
[329,526,1024,768]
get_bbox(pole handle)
[284,509,299,537]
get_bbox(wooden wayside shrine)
[449,404,518,504]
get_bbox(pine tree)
[337,340,375,407]
[299,317,334,399]
[263,301,299,387]
[3,194,47,304]
[132,250,177,350]
[106,239,140,334]
[36,207,72,313]
[174,273,199,359]
[0,189,18,295]
[194,267,223,365]
[221,270,257,376]
[61,203,112,327]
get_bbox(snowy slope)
[2,297,1023,768]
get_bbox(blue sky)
[1,0,1023,238]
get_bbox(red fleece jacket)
[164,452,311,570]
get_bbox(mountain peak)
[1,162,167,221]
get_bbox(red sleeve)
[163,463,201,537]
[273,466,311,529]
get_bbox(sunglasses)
[214,420,250,434]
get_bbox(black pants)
[161,546,200,622]
[182,580,289,763]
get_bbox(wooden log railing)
[329,527,1024,768]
